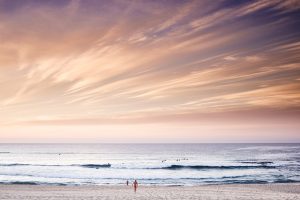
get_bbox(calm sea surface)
[0,143,299,186]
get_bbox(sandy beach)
[0,183,299,200]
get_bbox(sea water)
[0,143,299,186]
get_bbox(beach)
[1,144,300,199]
[1,144,300,186]
[0,183,299,200]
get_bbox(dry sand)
[0,183,299,200]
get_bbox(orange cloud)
[0,0,299,142]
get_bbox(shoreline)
[0,183,299,199]
[0,182,299,186]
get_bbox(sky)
[0,0,300,143]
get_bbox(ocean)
[0,143,299,186]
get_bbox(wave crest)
[160,165,275,170]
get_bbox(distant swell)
[239,161,273,165]
[160,165,275,170]
[0,163,30,166]
[0,163,274,170]
[0,163,111,169]
[77,164,111,169]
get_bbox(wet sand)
[0,183,299,200]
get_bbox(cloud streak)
[0,0,299,142]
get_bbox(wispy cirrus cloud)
[0,0,299,131]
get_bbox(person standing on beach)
[126,180,129,186]
[133,180,138,193]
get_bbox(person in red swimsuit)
[133,180,138,193]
